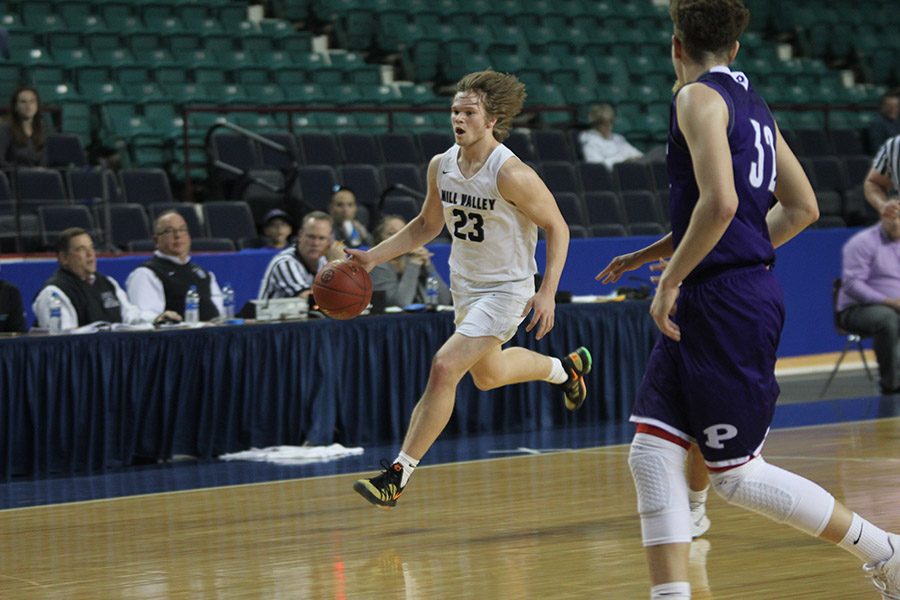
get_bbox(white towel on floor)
[219,444,364,465]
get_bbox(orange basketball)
[312,259,373,320]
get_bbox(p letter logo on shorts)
[703,424,738,449]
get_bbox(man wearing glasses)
[257,210,343,300]
[127,211,224,321]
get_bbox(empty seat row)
[28,199,263,252]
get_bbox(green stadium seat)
[316,112,358,131]
[177,3,212,29]
[154,65,190,85]
[280,31,314,54]
[397,83,440,106]
[393,112,436,132]
[274,68,308,87]
[192,66,227,85]
[234,65,272,86]
[53,48,92,68]
[216,4,248,31]
[283,83,327,104]
[162,82,214,104]
[122,81,167,101]
[255,50,294,71]
[354,112,390,133]
[256,84,288,105]
[201,33,234,53]
[0,64,22,92]
[142,100,183,138]
[57,100,92,146]
[527,83,570,126]
[84,31,122,57]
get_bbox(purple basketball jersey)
[633,66,788,467]
[667,66,777,284]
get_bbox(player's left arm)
[766,123,819,247]
[497,158,568,340]
[654,83,738,340]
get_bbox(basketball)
[312,259,373,320]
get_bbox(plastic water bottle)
[425,274,439,311]
[185,285,200,323]
[48,291,63,334]
[222,283,235,320]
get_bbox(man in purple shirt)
[838,209,900,393]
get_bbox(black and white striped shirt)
[873,134,900,193]
[257,246,327,300]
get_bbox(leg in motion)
[353,333,499,508]
[629,432,693,598]
[469,345,592,410]
[687,443,710,538]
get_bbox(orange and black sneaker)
[558,346,592,411]
[353,460,405,508]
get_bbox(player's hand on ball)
[343,248,375,272]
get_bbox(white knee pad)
[629,433,692,546]
[710,457,835,537]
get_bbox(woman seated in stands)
[0,85,48,168]
[578,103,642,170]
[369,215,451,307]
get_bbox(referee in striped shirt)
[257,211,343,300]
[865,133,900,218]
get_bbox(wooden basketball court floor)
[2,389,899,598]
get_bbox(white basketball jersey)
[437,144,538,286]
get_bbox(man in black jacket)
[32,227,177,329]
[126,211,224,321]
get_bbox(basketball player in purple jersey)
[597,1,900,598]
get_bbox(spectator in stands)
[838,203,900,394]
[369,215,451,307]
[33,227,178,329]
[243,208,294,250]
[257,210,344,300]
[0,275,26,333]
[864,134,900,218]
[578,103,643,170]
[126,211,224,321]
[329,186,372,249]
[0,85,48,168]
[868,88,900,154]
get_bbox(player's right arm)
[345,155,446,272]
[595,233,673,284]
[765,124,819,248]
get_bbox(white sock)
[651,581,690,599]
[838,513,894,564]
[395,451,419,488]
[688,485,708,509]
[545,357,568,384]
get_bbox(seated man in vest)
[258,211,343,300]
[32,227,177,329]
[126,211,224,321]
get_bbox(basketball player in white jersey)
[347,70,591,508]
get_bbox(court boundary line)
[3,414,898,514]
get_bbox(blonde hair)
[455,70,526,142]
[589,104,615,126]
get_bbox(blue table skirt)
[0,301,656,480]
